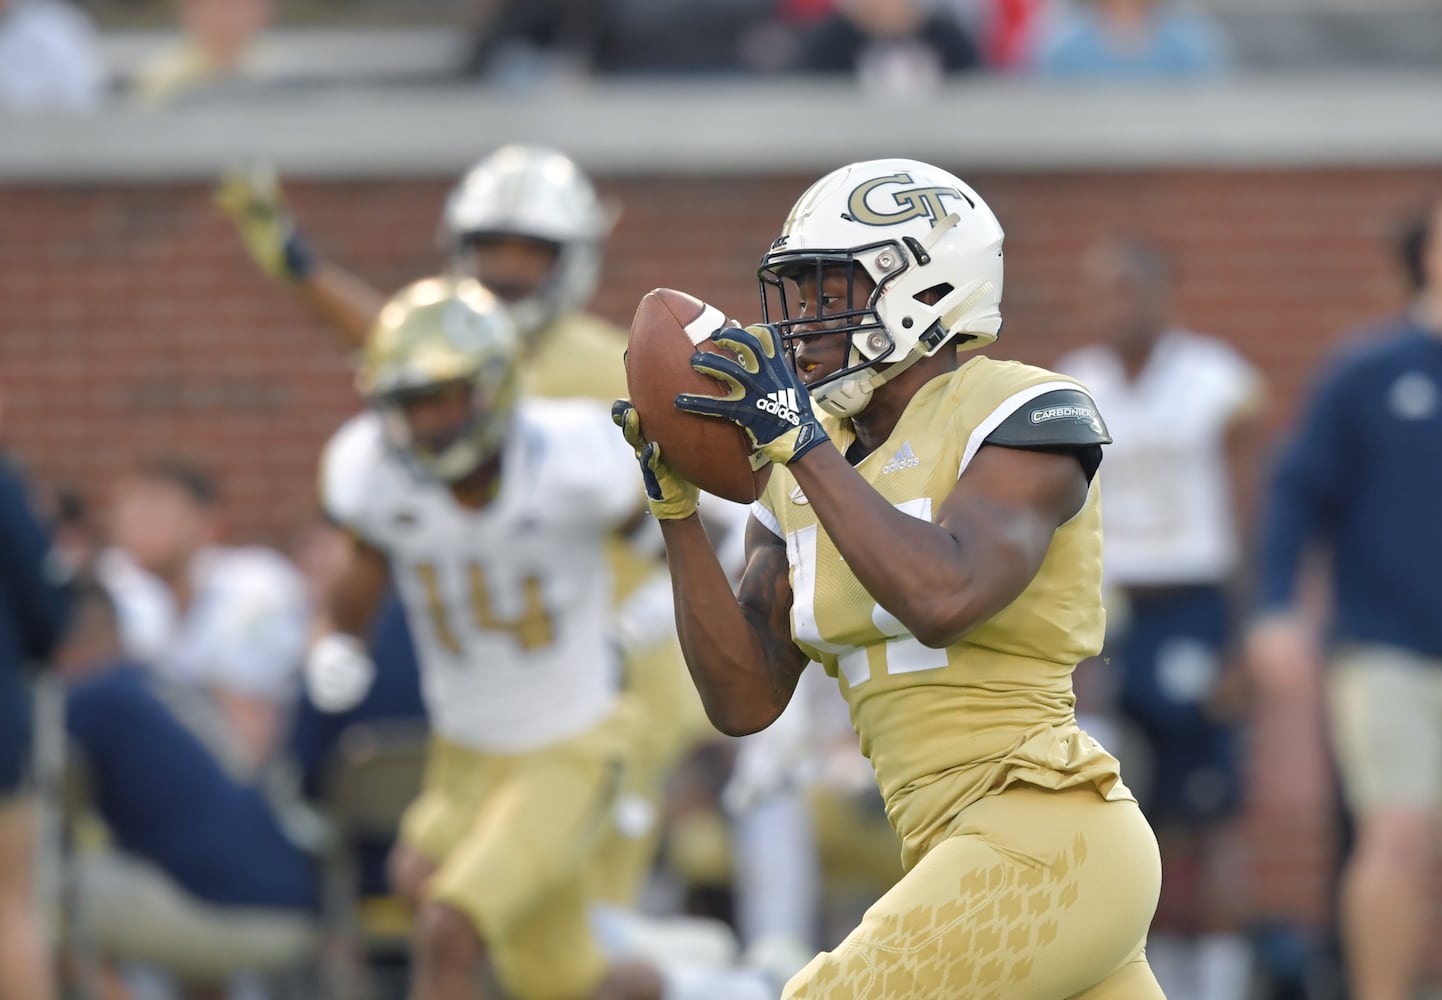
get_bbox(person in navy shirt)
[0,447,69,1000]
[1248,199,1442,1000]
[58,583,318,984]
[56,573,426,987]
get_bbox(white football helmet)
[442,144,618,338]
[759,158,1005,418]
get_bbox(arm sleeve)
[1257,359,1354,611]
[0,459,70,661]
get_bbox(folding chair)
[312,718,429,1000]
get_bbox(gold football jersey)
[522,312,629,404]
[757,356,1133,869]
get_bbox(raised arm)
[214,166,387,349]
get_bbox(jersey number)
[414,562,555,655]
[787,498,948,687]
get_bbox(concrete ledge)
[4,74,1442,182]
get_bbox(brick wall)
[3,165,1441,936]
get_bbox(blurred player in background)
[311,276,772,1000]
[1248,197,1442,1000]
[215,145,708,903]
[615,158,1163,997]
[0,424,70,1000]
[1056,235,1266,1000]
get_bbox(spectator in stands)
[462,0,601,82]
[0,0,103,111]
[1056,236,1265,1000]
[1029,0,1230,79]
[791,0,980,92]
[97,456,309,771]
[1247,197,1442,1000]
[60,583,320,994]
[0,435,70,1000]
[130,0,273,107]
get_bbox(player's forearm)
[327,540,389,639]
[298,262,387,350]
[790,447,989,647]
[659,516,799,736]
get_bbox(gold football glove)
[611,400,699,521]
[213,164,313,283]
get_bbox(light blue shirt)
[1032,7,1230,80]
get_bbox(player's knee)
[416,901,482,973]
[387,843,435,909]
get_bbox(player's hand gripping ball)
[676,323,830,468]
[622,289,773,503]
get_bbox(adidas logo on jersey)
[756,389,802,426]
[881,441,920,475]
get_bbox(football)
[624,288,771,504]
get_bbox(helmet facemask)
[453,231,599,342]
[758,159,1007,418]
[359,277,521,484]
[441,145,615,341]
[759,218,967,419]
[374,362,518,484]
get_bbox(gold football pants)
[400,710,641,1000]
[784,784,1163,1000]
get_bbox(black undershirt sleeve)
[982,388,1112,483]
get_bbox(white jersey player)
[1058,328,1263,590]
[1055,236,1266,1000]
[307,275,775,1000]
[321,400,635,752]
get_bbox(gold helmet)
[358,276,520,482]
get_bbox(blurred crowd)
[0,0,1315,113]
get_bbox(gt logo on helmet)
[846,173,973,229]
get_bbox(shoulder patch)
[985,388,1110,482]
[988,388,1111,448]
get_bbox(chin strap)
[814,344,930,418]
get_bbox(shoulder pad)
[986,388,1111,449]
[319,413,389,536]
